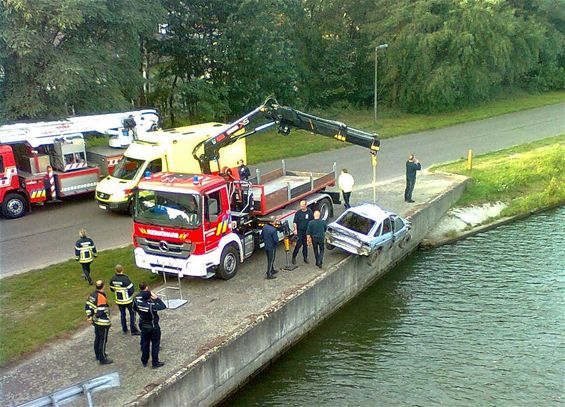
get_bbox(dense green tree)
[377,0,560,113]
[217,0,306,115]
[148,0,242,124]
[0,0,164,120]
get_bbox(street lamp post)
[374,43,388,123]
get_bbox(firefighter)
[85,280,113,364]
[262,223,279,279]
[109,264,140,336]
[291,200,313,265]
[75,228,97,285]
[133,282,167,368]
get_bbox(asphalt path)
[1,103,563,277]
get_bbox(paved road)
[1,103,563,277]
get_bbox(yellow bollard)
[466,149,473,171]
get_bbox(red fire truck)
[132,98,380,279]
[0,110,159,219]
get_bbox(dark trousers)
[118,303,137,333]
[404,178,416,201]
[81,262,92,284]
[141,325,161,366]
[93,325,109,361]
[292,230,308,260]
[342,191,351,208]
[266,248,276,276]
[312,238,325,267]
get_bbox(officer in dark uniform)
[404,154,421,203]
[85,280,112,364]
[133,283,167,368]
[262,223,279,279]
[292,200,313,265]
[238,159,251,181]
[109,264,140,336]
[307,211,328,269]
[75,228,97,285]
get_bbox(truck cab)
[95,123,246,213]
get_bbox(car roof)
[346,203,394,224]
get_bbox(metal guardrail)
[17,372,120,407]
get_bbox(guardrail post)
[466,149,473,171]
[287,182,292,200]
[282,159,286,175]
[255,168,261,184]
[310,172,314,190]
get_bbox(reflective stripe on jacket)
[75,237,97,263]
[109,274,135,305]
[85,290,111,326]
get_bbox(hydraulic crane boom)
[193,97,380,174]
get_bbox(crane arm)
[193,97,380,174]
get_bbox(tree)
[377,0,557,113]
[0,0,165,120]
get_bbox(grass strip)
[432,135,565,217]
[0,248,160,365]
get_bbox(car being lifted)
[325,203,411,261]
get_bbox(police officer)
[262,223,279,279]
[75,228,97,285]
[85,280,112,364]
[133,282,166,368]
[109,264,140,336]
[292,200,313,265]
[404,154,421,203]
[307,211,328,269]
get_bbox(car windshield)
[134,190,201,229]
[336,211,375,235]
[112,157,144,180]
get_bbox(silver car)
[325,203,411,262]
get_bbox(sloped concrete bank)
[133,178,467,407]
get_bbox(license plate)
[98,204,107,210]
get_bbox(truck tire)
[316,198,333,221]
[1,193,28,219]
[216,245,239,280]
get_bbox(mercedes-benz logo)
[159,241,169,252]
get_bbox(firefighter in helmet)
[75,228,97,285]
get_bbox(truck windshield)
[113,157,144,180]
[336,212,375,236]
[134,190,201,229]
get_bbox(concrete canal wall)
[133,178,467,407]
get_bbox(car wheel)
[1,193,28,219]
[325,241,335,251]
[367,247,382,266]
[399,233,411,249]
[216,245,239,280]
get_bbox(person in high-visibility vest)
[85,280,113,365]
[75,228,97,285]
[109,264,140,336]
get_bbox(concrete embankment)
[0,173,467,407]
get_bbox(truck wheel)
[316,198,333,221]
[217,245,239,280]
[1,193,28,219]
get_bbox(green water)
[225,207,565,406]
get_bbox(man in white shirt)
[338,168,355,209]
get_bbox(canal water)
[225,207,564,406]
